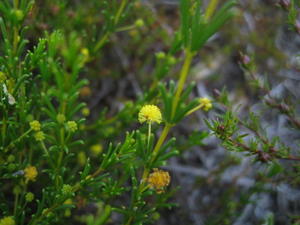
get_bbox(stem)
[13,192,19,216]
[125,49,195,225]
[2,116,7,147]
[147,122,151,150]
[94,32,109,53]
[186,103,204,116]
[94,0,128,52]
[151,124,172,162]
[171,50,194,119]
[114,0,128,25]
[5,129,31,151]
[116,24,135,32]
[204,0,220,21]
[40,141,56,170]
[13,0,19,8]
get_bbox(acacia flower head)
[30,120,41,131]
[199,97,212,111]
[135,19,144,28]
[62,184,73,196]
[138,105,162,124]
[90,144,103,156]
[67,121,78,132]
[0,216,15,225]
[34,131,45,141]
[24,166,38,182]
[147,168,170,193]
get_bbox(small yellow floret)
[135,19,144,28]
[30,120,41,131]
[67,121,78,132]
[24,166,38,182]
[147,168,170,193]
[62,184,73,195]
[81,48,89,57]
[34,131,45,141]
[77,151,86,166]
[138,105,162,124]
[0,216,15,225]
[81,107,90,117]
[199,97,212,111]
[90,144,103,156]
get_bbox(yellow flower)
[81,107,90,117]
[155,52,166,59]
[0,216,15,225]
[81,48,89,57]
[64,198,73,205]
[24,166,38,182]
[138,105,162,124]
[67,121,78,132]
[199,97,212,111]
[77,151,86,166]
[62,184,73,195]
[30,120,41,131]
[135,19,144,28]
[34,131,45,141]
[147,168,170,193]
[90,144,103,156]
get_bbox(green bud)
[62,184,73,196]
[13,185,22,195]
[167,56,176,65]
[135,19,144,28]
[56,114,66,124]
[155,52,166,60]
[7,155,15,163]
[8,163,16,171]
[12,9,24,21]
[25,192,34,202]
[66,121,78,132]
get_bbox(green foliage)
[2,0,299,224]
[0,0,236,224]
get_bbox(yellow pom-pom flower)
[34,131,45,141]
[24,166,38,182]
[135,19,144,28]
[90,144,103,156]
[67,121,78,132]
[81,107,90,117]
[147,168,170,193]
[199,97,212,111]
[77,151,86,166]
[138,105,162,124]
[30,120,41,131]
[0,216,15,225]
